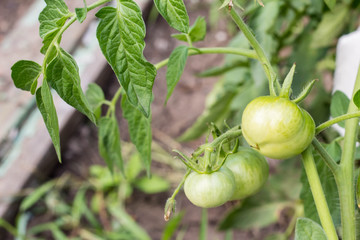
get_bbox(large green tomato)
[184,167,235,208]
[224,147,269,200]
[242,96,315,159]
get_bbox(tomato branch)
[311,138,340,175]
[154,47,258,70]
[315,111,360,134]
[301,147,339,240]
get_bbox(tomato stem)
[301,147,338,240]
[336,64,360,240]
[315,111,360,134]
[154,47,258,69]
[311,138,340,175]
[227,6,278,96]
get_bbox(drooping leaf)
[121,94,152,176]
[172,17,206,42]
[36,80,61,162]
[75,0,87,23]
[98,116,123,174]
[46,48,96,123]
[154,0,189,33]
[96,3,156,118]
[166,45,188,103]
[330,90,350,128]
[300,143,341,227]
[134,175,170,194]
[38,0,70,54]
[295,218,327,240]
[86,83,105,120]
[11,60,42,93]
[20,180,56,212]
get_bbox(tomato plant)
[7,0,360,239]
[242,96,315,159]
[224,147,269,200]
[184,167,235,208]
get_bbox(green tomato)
[224,147,269,200]
[184,167,235,208]
[242,96,315,159]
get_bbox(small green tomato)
[242,96,315,159]
[224,147,269,200]
[184,167,235,208]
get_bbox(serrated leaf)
[172,17,206,42]
[134,175,170,194]
[96,4,156,118]
[98,116,123,174]
[330,90,349,128]
[11,60,42,92]
[38,0,70,53]
[154,0,189,33]
[353,90,360,109]
[295,218,327,240]
[300,144,340,227]
[36,80,61,162]
[86,83,105,119]
[20,180,55,212]
[75,0,87,23]
[46,48,96,123]
[121,94,152,176]
[166,46,188,103]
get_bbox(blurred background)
[0,0,360,239]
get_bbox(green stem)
[185,34,193,48]
[315,111,360,134]
[337,64,360,240]
[311,138,340,175]
[301,147,338,240]
[154,47,258,69]
[170,169,192,200]
[106,87,122,117]
[227,7,277,96]
[87,0,112,11]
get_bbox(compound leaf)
[46,48,96,124]
[98,116,123,174]
[166,45,188,103]
[96,3,156,118]
[295,218,327,240]
[36,80,61,162]
[154,0,189,33]
[11,60,42,93]
[172,16,206,42]
[121,93,152,176]
[39,0,70,54]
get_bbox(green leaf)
[75,0,87,23]
[20,180,55,212]
[36,81,61,162]
[121,94,152,175]
[125,153,143,181]
[324,0,336,10]
[330,90,350,128]
[353,90,360,109]
[166,45,188,103]
[96,4,156,118]
[300,143,340,227]
[172,17,206,42]
[310,4,349,48]
[98,116,123,174]
[154,0,189,33]
[38,0,70,53]
[295,218,327,240]
[0,218,18,237]
[134,175,170,194]
[219,202,285,230]
[86,83,105,120]
[161,212,185,240]
[11,60,42,92]
[46,48,96,123]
